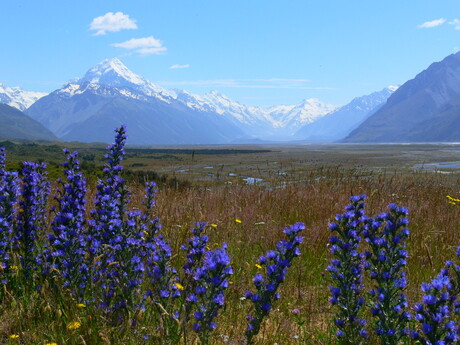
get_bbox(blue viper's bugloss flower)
[364,203,411,344]
[46,150,88,298]
[183,222,208,276]
[89,125,129,253]
[448,247,460,314]
[14,161,49,281]
[181,222,209,322]
[245,222,304,344]
[0,148,19,288]
[191,245,233,345]
[88,126,150,322]
[142,181,162,238]
[412,268,459,345]
[328,195,368,345]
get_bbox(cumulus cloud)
[418,18,446,28]
[170,64,190,69]
[449,19,460,30]
[90,12,138,35]
[111,36,167,55]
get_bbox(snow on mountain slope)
[264,98,336,129]
[0,84,47,111]
[175,90,274,125]
[76,58,176,102]
[174,90,336,138]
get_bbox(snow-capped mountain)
[174,89,270,125]
[295,86,397,141]
[77,58,176,101]
[26,59,247,144]
[174,90,336,139]
[0,84,47,111]
[264,98,336,128]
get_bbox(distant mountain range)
[25,58,338,144]
[2,51,460,144]
[0,104,57,141]
[295,86,397,141]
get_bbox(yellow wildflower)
[235,218,242,224]
[9,334,19,339]
[67,321,81,330]
[76,303,86,308]
[255,264,262,269]
[447,195,460,205]
[46,343,58,345]
[211,224,218,228]
[175,283,185,291]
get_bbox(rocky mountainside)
[345,51,460,142]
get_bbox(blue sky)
[1,0,460,106]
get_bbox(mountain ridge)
[0,104,57,141]
[345,51,460,142]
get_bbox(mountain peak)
[0,83,47,111]
[79,57,146,86]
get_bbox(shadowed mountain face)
[345,51,460,142]
[0,104,57,141]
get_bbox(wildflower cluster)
[46,149,88,297]
[245,222,304,344]
[446,195,460,206]
[328,195,368,344]
[0,148,18,288]
[88,125,129,256]
[190,245,233,345]
[363,203,411,344]
[409,245,460,345]
[14,161,49,283]
[412,270,458,344]
[182,222,209,317]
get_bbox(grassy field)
[1,141,460,344]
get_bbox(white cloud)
[449,19,460,30]
[111,36,167,55]
[90,12,138,36]
[418,18,446,28]
[170,64,190,69]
